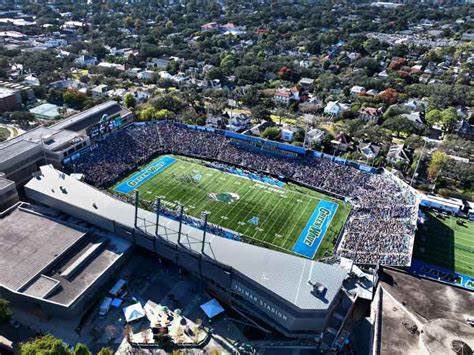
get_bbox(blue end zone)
[114,156,176,194]
[292,200,338,259]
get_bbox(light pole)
[177,204,184,244]
[201,211,209,254]
[155,198,161,236]
[134,190,139,228]
[410,139,427,187]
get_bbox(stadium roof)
[51,100,121,132]
[25,165,347,311]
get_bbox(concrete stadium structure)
[0,101,133,187]
[23,165,353,342]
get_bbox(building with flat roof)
[0,81,34,113]
[29,103,61,120]
[24,165,352,341]
[0,173,18,211]
[51,100,133,135]
[0,101,132,187]
[0,202,131,318]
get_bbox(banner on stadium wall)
[276,142,306,154]
[358,164,373,173]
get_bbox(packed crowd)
[68,121,418,266]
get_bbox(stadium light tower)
[155,198,161,236]
[410,139,427,186]
[177,204,184,244]
[201,211,209,254]
[134,191,139,228]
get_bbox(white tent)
[123,302,146,323]
[200,299,224,319]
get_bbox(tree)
[382,116,421,137]
[97,348,113,355]
[124,93,136,109]
[427,150,448,181]
[20,335,71,355]
[138,106,156,121]
[425,109,442,127]
[10,111,35,123]
[206,67,224,81]
[73,343,91,355]
[439,107,459,132]
[0,127,9,142]
[0,298,11,324]
[261,127,280,141]
[154,109,176,120]
[63,89,88,110]
[251,105,271,121]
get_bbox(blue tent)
[200,299,224,319]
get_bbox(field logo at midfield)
[292,200,338,259]
[114,156,176,194]
[208,192,240,204]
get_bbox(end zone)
[114,156,176,194]
[292,200,338,259]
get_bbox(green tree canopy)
[73,343,91,355]
[261,126,280,140]
[0,298,11,324]
[20,335,71,355]
[124,93,137,109]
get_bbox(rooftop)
[29,103,61,120]
[0,204,87,291]
[0,203,132,307]
[0,86,15,98]
[25,165,347,311]
[377,268,474,354]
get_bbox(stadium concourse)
[67,121,419,267]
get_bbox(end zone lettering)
[291,200,338,259]
[114,156,176,194]
[304,207,330,247]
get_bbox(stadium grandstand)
[65,121,419,266]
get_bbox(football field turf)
[413,212,474,277]
[113,155,350,259]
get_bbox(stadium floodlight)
[134,190,139,228]
[201,211,209,254]
[155,198,161,236]
[177,204,184,244]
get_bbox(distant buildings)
[274,87,300,106]
[324,101,349,118]
[74,55,97,68]
[0,81,34,113]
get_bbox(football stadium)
[2,116,422,342]
[112,154,351,259]
[67,120,419,266]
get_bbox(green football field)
[414,212,474,277]
[113,155,350,259]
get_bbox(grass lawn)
[414,211,474,277]
[113,155,350,259]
